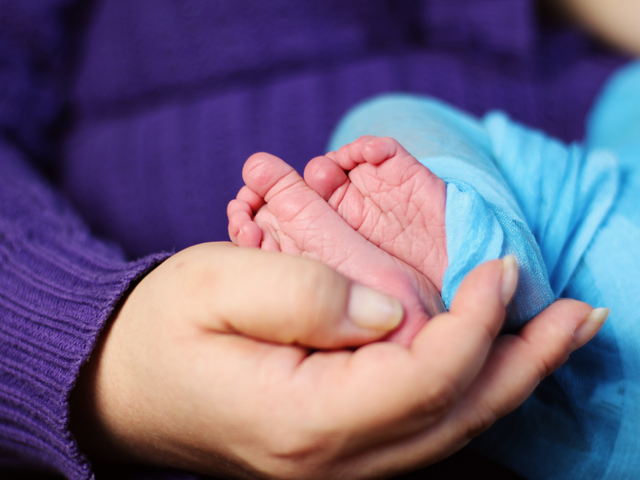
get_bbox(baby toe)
[236,185,265,213]
[360,137,404,164]
[237,220,263,248]
[333,136,376,170]
[304,155,349,201]
[242,152,298,199]
[227,201,256,245]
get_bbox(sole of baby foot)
[242,151,444,346]
[304,136,448,291]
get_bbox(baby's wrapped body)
[331,95,616,332]
[329,61,640,479]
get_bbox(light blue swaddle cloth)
[328,60,640,478]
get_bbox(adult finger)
[451,299,603,437]
[406,256,518,413]
[309,257,516,445]
[170,242,405,348]
[246,257,514,480]
[349,299,603,479]
[227,198,262,247]
[291,261,595,480]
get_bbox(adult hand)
[561,0,640,55]
[70,243,604,480]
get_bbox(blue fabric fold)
[328,94,557,330]
[475,60,640,480]
[484,112,619,297]
[328,60,640,478]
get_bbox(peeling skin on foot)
[229,136,449,345]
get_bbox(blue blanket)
[329,60,640,479]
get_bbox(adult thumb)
[195,243,405,348]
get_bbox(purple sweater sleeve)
[0,2,169,478]
[0,141,168,478]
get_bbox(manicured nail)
[348,283,404,331]
[571,307,609,350]
[501,254,518,305]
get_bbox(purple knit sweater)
[0,1,626,479]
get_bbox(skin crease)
[70,242,599,480]
[228,136,449,345]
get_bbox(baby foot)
[304,136,448,291]
[228,152,445,345]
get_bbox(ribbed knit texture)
[0,0,630,479]
[0,140,168,478]
[0,2,168,478]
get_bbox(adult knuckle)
[465,407,498,440]
[271,432,324,460]
[414,375,459,420]
[264,425,339,479]
[290,263,343,323]
[532,349,562,380]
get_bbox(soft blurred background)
[0,0,633,478]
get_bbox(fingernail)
[501,254,518,305]
[348,283,404,331]
[571,307,609,350]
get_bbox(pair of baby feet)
[227,136,448,345]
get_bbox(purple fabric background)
[59,0,624,257]
[0,0,628,478]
